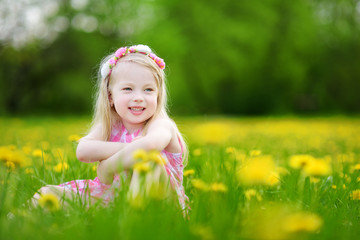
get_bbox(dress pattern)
[59,124,189,210]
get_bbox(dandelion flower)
[184,169,195,177]
[238,155,276,186]
[148,150,166,165]
[38,193,60,211]
[303,159,331,176]
[191,179,209,191]
[289,155,315,169]
[266,172,280,186]
[351,163,360,172]
[350,190,360,200]
[210,182,228,192]
[133,162,151,173]
[244,189,262,201]
[132,149,148,161]
[32,149,43,158]
[53,162,69,172]
[68,134,81,142]
[282,212,323,233]
[194,122,231,144]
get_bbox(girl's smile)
[129,106,146,115]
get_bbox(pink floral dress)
[59,124,189,211]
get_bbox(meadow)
[0,116,360,240]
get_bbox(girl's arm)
[97,119,175,184]
[76,124,133,163]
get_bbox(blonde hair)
[91,48,188,164]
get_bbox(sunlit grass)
[1,116,360,240]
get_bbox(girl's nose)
[133,92,144,102]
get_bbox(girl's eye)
[145,88,153,92]
[123,87,132,91]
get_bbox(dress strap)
[177,136,184,153]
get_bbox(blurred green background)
[1,0,360,116]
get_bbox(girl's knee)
[38,186,52,195]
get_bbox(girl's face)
[109,62,158,132]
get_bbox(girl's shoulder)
[148,117,177,132]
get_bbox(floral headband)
[100,44,165,79]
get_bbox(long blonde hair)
[91,47,188,164]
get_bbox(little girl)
[32,44,189,211]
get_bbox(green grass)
[1,116,360,240]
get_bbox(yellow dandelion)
[238,155,276,186]
[244,189,262,201]
[133,162,151,173]
[352,164,360,172]
[331,185,337,189]
[68,134,81,142]
[148,150,166,165]
[32,149,43,158]
[303,159,331,177]
[289,154,315,169]
[10,151,29,167]
[0,146,12,163]
[184,169,195,177]
[38,193,60,211]
[92,165,97,171]
[194,122,231,144]
[191,179,209,191]
[282,212,323,233]
[357,177,360,182]
[210,182,228,192]
[193,148,202,156]
[132,149,148,161]
[350,190,360,200]
[266,171,280,186]
[53,162,69,172]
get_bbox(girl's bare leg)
[31,185,74,208]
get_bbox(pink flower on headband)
[149,53,165,69]
[109,58,116,66]
[149,53,156,59]
[128,47,136,53]
[115,47,127,58]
